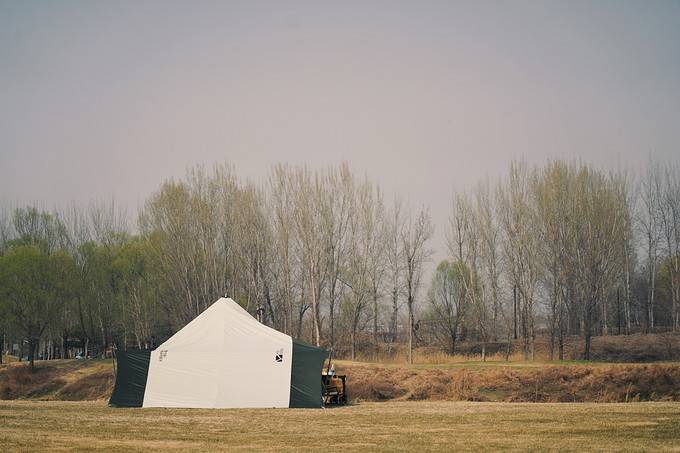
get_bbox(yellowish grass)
[1,400,679,452]
[0,355,20,364]
[0,359,114,401]
[341,361,680,403]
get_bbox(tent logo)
[275,348,284,363]
[159,350,168,362]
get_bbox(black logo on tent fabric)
[275,348,284,363]
[159,350,168,362]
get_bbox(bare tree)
[638,158,663,331]
[474,180,503,343]
[556,165,629,359]
[384,196,405,362]
[114,235,162,349]
[657,161,680,327]
[140,164,236,328]
[367,186,387,361]
[267,163,299,336]
[0,203,14,255]
[448,191,494,360]
[341,177,383,360]
[291,166,329,346]
[402,205,434,364]
[534,161,576,359]
[620,170,637,334]
[496,160,539,360]
[234,182,273,322]
[88,198,129,247]
[324,164,354,348]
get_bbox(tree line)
[1,158,678,369]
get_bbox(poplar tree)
[402,206,434,364]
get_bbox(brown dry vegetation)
[1,332,680,405]
[10,358,680,404]
[0,360,113,401]
[340,362,680,403]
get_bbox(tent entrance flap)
[290,338,328,408]
[108,349,152,408]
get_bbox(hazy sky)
[2,1,679,254]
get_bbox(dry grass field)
[1,400,679,452]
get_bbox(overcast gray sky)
[2,1,679,255]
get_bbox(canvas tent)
[109,297,328,408]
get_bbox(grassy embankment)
[340,360,680,403]
[1,354,680,403]
[0,358,114,401]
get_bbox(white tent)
[109,297,328,408]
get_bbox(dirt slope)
[0,359,114,401]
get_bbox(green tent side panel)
[289,339,328,408]
[108,349,152,408]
